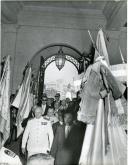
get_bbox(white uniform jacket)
[0,147,22,165]
[22,117,54,154]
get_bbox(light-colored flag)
[89,29,110,164]
[96,29,110,65]
[0,56,10,146]
[11,84,23,108]
[15,67,32,137]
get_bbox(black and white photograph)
[0,0,127,165]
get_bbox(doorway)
[30,43,84,101]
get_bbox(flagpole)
[88,30,101,57]
[119,46,125,64]
[88,30,95,45]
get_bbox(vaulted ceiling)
[1,0,127,30]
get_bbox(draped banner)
[0,56,10,145]
[88,29,110,165]
[14,67,32,137]
[79,29,127,165]
[96,29,110,65]
[11,84,23,108]
[92,29,127,165]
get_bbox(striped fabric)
[15,67,33,137]
[11,84,23,109]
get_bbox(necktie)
[65,126,70,138]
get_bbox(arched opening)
[30,43,84,101]
[30,43,83,76]
[44,61,79,99]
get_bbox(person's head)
[54,102,60,110]
[57,110,64,122]
[47,98,52,106]
[34,106,42,119]
[55,93,60,101]
[50,98,54,103]
[27,153,54,165]
[68,101,74,108]
[61,99,66,106]
[42,93,47,98]
[72,98,77,102]
[42,97,47,105]
[66,98,70,104]
[47,108,54,117]
[64,111,74,126]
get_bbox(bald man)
[27,153,54,165]
[22,106,54,158]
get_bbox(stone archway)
[30,43,84,101]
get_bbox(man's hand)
[21,147,25,154]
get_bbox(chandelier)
[55,47,66,70]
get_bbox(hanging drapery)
[0,56,10,146]
[12,67,33,137]
[79,29,127,165]
[38,56,45,102]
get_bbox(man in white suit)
[22,106,54,158]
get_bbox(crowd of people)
[8,92,86,165]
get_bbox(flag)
[11,84,23,108]
[96,29,127,162]
[15,67,32,137]
[95,29,110,65]
[90,29,110,163]
[110,64,127,82]
[0,56,10,145]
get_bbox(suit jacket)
[51,123,85,165]
[73,121,87,163]
[22,117,54,153]
[43,105,53,116]
[52,122,63,135]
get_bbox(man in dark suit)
[43,98,54,116]
[51,110,84,165]
[54,93,61,108]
